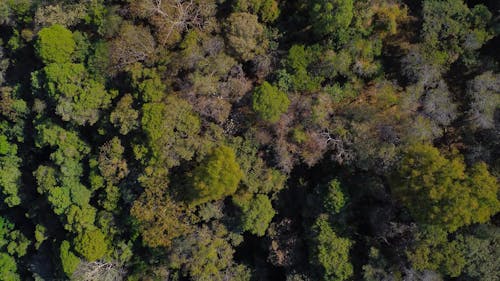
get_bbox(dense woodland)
[0,0,499,280]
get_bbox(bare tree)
[72,261,126,281]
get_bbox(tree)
[0,217,30,258]
[190,145,243,206]
[234,194,275,236]
[129,0,205,46]
[131,186,189,248]
[421,0,493,65]
[35,24,75,63]
[0,252,19,281]
[110,94,139,135]
[141,95,201,168]
[168,224,249,281]
[309,0,353,44]
[310,215,353,281]
[323,179,346,215]
[35,63,116,125]
[60,240,80,277]
[98,137,128,184]
[252,81,290,123]
[467,71,500,129]
[73,228,108,261]
[457,225,499,280]
[407,226,465,277]
[225,12,267,61]
[391,143,499,232]
[109,23,156,70]
[0,134,22,207]
[233,0,280,22]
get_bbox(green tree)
[323,179,346,215]
[252,81,290,123]
[190,145,243,206]
[234,194,275,236]
[310,215,353,281]
[391,143,499,232]
[0,216,30,258]
[73,228,108,261]
[36,63,116,125]
[408,226,465,277]
[60,240,80,277]
[98,137,128,184]
[110,94,139,135]
[0,252,19,281]
[0,134,22,206]
[35,24,75,63]
[421,0,493,65]
[457,225,499,280]
[233,0,280,22]
[168,224,249,281]
[141,96,201,168]
[309,0,353,44]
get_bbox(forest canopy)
[0,0,498,280]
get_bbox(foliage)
[323,179,346,214]
[234,194,275,236]
[225,12,267,61]
[0,134,22,206]
[35,24,75,64]
[36,62,116,125]
[252,81,290,122]
[310,215,353,281]
[407,226,465,277]
[0,217,30,258]
[131,186,189,248]
[391,143,499,232]
[0,252,19,281]
[73,228,108,261]
[0,0,498,279]
[60,240,80,277]
[309,0,353,44]
[189,145,243,206]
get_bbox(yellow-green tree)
[190,145,243,206]
[391,143,499,232]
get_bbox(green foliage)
[0,134,22,206]
[233,0,280,22]
[281,45,324,92]
[190,145,243,206]
[0,252,20,281]
[234,194,275,236]
[73,228,108,261]
[141,96,201,168]
[252,81,290,122]
[110,94,139,135]
[309,0,353,44]
[34,224,47,249]
[98,137,128,184]
[0,217,30,258]
[407,226,465,277]
[421,0,493,65]
[391,143,499,232]
[36,62,115,125]
[323,179,346,214]
[35,24,75,64]
[168,224,249,281]
[457,225,499,280]
[60,240,80,277]
[310,215,353,281]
